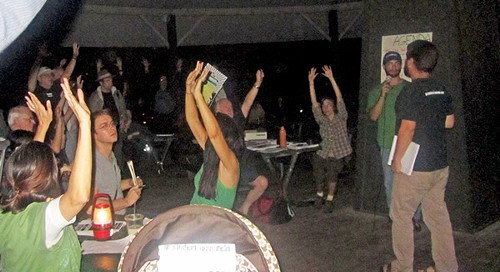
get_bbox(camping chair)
[118,204,280,272]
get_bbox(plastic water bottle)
[279,126,287,148]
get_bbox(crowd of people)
[0,40,458,272]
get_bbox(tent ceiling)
[65,0,363,47]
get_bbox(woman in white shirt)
[0,78,92,271]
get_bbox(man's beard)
[404,65,410,78]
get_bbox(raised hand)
[255,69,265,87]
[116,57,123,70]
[194,68,210,99]
[25,92,52,128]
[186,61,204,95]
[60,78,90,123]
[141,58,150,68]
[76,75,84,90]
[321,65,334,80]
[308,67,318,84]
[72,42,80,58]
[96,59,103,70]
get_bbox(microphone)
[385,76,392,83]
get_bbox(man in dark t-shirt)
[33,67,62,107]
[385,40,458,272]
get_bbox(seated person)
[91,109,143,215]
[186,62,245,209]
[215,68,268,215]
[8,97,66,160]
[0,79,91,271]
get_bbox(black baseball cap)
[383,51,402,65]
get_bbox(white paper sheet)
[388,136,420,176]
[81,235,133,255]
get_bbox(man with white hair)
[7,105,36,132]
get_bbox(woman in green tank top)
[185,61,245,209]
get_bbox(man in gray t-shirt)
[92,109,143,214]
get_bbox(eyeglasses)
[96,121,117,130]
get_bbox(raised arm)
[49,97,66,153]
[321,65,343,102]
[308,68,320,108]
[61,42,79,79]
[25,92,52,142]
[185,61,208,149]
[193,65,239,185]
[241,69,264,118]
[27,44,50,92]
[59,78,92,221]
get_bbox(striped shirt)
[312,100,352,159]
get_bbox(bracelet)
[253,85,260,89]
[72,56,77,60]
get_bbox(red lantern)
[92,193,114,240]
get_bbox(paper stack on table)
[81,235,132,255]
[287,142,319,150]
[245,140,279,152]
[78,217,152,255]
[75,219,126,237]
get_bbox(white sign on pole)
[380,32,433,82]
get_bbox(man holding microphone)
[367,51,422,230]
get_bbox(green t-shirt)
[0,202,81,272]
[190,165,237,209]
[366,80,408,148]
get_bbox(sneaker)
[314,196,324,209]
[323,200,334,213]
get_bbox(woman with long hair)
[185,61,245,209]
[0,78,92,271]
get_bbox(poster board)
[380,32,433,82]
[202,63,228,106]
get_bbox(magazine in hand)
[388,136,420,176]
[202,63,228,106]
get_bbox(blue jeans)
[380,148,394,209]
[380,148,422,221]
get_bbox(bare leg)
[239,176,268,215]
[327,181,337,199]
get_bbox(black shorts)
[312,154,347,186]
